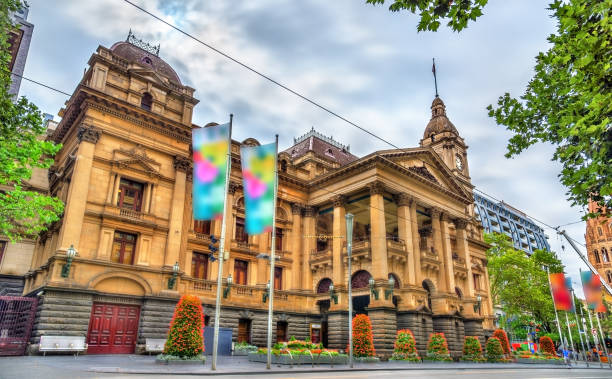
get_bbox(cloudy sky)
[20,0,591,295]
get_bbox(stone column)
[301,206,316,290]
[332,195,346,288]
[455,219,474,297]
[164,156,189,267]
[291,203,303,289]
[224,182,237,278]
[367,306,398,358]
[106,173,117,204]
[430,208,448,292]
[410,199,422,284]
[111,173,121,204]
[395,193,415,285]
[56,127,100,252]
[440,213,456,292]
[369,182,388,281]
[327,311,348,350]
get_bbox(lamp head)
[266,281,270,290]
[345,213,354,242]
[476,295,482,302]
[173,261,180,273]
[67,245,77,258]
[329,283,334,292]
[388,276,395,287]
[227,274,233,285]
[369,277,375,288]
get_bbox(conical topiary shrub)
[425,332,452,361]
[163,295,204,357]
[390,329,420,361]
[539,336,556,355]
[493,329,511,356]
[351,314,376,357]
[461,336,484,362]
[485,337,504,362]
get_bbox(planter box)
[155,356,206,365]
[248,352,348,365]
[517,357,565,365]
[233,348,257,356]
[353,356,380,363]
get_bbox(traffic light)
[209,235,218,262]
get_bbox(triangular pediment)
[129,68,171,90]
[378,149,471,202]
[112,145,161,177]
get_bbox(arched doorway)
[351,270,372,314]
[316,278,332,294]
[422,279,434,312]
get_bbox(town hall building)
[23,34,494,357]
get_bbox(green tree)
[485,232,564,334]
[368,0,612,218]
[0,0,63,241]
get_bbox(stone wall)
[137,297,176,345]
[368,307,397,358]
[432,315,465,358]
[28,289,93,354]
[327,311,348,350]
[0,274,24,296]
[464,318,485,347]
[397,310,433,355]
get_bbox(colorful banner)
[240,142,276,235]
[581,270,606,313]
[192,123,230,220]
[549,273,572,311]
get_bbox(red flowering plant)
[485,337,504,362]
[493,329,511,357]
[539,336,556,356]
[350,314,376,357]
[390,329,420,361]
[425,332,452,361]
[461,336,485,362]
[163,295,204,358]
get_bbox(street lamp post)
[223,275,233,298]
[168,261,179,289]
[61,245,77,278]
[345,213,354,368]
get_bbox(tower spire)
[432,58,439,98]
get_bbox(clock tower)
[419,96,472,189]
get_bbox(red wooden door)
[87,303,140,354]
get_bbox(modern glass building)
[473,192,550,253]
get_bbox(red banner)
[549,273,572,311]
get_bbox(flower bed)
[233,341,258,356]
[155,354,206,365]
[516,356,565,365]
[248,351,348,365]
[424,333,452,362]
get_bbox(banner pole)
[571,288,589,366]
[565,312,575,363]
[546,266,567,363]
[346,213,354,368]
[266,134,279,370]
[587,305,602,367]
[595,310,611,368]
[211,115,233,370]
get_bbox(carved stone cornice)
[369,181,385,196]
[331,195,346,208]
[441,212,451,222]
[395,193,413,207]
[303,206,317,218]
[454,219,469,229]
[291,202,304,215]
[173,156,191,172]
[77,126,101,144]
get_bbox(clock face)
[455,155,463,171]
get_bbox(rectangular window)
[235,217,248,243]
[0,240,6,265]
[473,273,481,291]
[117,178,144,211]
[275,228,283,251]
[234,259,248,285]
[274,266,282,290]
[191,252,209,279]
[194,220,211,235]
[111,231,137,264]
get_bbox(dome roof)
[423,96,458,139]
[110,41,182,85]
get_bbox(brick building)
[23,35,494,357]
[586,201,612,294]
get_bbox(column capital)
[369,181,385,195]
[228,181,240,195]
[440,212,452,222]
[173,155,191,172]
[303,206,317,218]
[291,202,304,215]
[331,195,346,208]
[454,218,469,229]
[394,193,413,207]
[77,126,101,144]
[430,207,442,219]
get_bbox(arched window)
[351,270,372,289]
[141,92,153,111]
[594,250,601,263]
[316,278,332,294]
[607,271,612,284]
[388,273,400,289]
[422,280,434,311]
[602,248,610,263]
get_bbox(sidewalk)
[0,355,610,376]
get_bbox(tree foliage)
[366,0,488,32]
[485,337,504,362]
[461,336,484,361]
[0,0,63,241]
[425,332,452,361]
[367,0,612,218]
[485,232,565,334]
[164,295,204,357]
[391,329,420,361]
[351,314,376,357]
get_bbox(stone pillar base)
[463,318,485,348]
[366,306,397,358]
[397,310,433,355]
[432,314,465,358]
[327,311,348,350]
